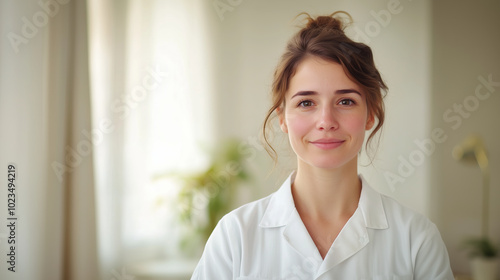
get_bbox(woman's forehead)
[286,57,363,98]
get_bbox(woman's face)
[279,56,374,170]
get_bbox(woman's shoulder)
[360,176,433,228]
[377,191,438,233]
[220,174,295,229]
[218,191,275,229]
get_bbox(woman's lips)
[310,139,345,150]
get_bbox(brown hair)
[262,11,388,163]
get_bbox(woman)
[192,12,453,279]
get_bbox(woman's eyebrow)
[291,91,317,99]
[336,89,361,95]
[291,89,361,99]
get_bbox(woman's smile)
[309,138,345,150]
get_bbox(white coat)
[191,172,454,279]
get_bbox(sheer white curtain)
[88,0,214,277]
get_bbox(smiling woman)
[192,11,454,280]
[263,11,387,166]
[279,58,371,172]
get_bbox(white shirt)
[191,172,454,279]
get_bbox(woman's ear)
[365,113,375,131]
[277,107,288,133]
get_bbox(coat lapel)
[259,172,323,265]
[283,209,323,262]
[258,173,389,278]
[314,175,389,277]
[315,208,369,277]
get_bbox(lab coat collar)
[358,174,389,230]
[317,175,389,276]
[259,172,388,230]
[258,171,390,275]
[258,172,297,228]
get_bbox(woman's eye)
[339,99,355,106]
[298,100,313,107]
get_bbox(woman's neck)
[291,158,361,222]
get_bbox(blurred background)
[0,0,499,279]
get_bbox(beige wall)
[431,0,500,274]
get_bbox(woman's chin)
[303,159,346,170]
[299,154,358,171]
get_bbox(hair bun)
[300,11,352,31]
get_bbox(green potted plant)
[454,135,499,280]
[158,139,251,256]
[462,237,498,280]
[463,238,498,259]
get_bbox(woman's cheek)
[340,109,368,129]
[346,116,367,133]
[286,113,312,140]
[341,114,369,148]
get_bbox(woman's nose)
[316,106,338,131]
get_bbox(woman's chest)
[235,227,413,280]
